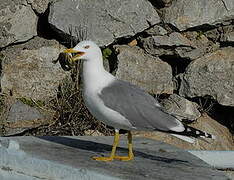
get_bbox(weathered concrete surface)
[188,150,234,169]
[0,136,229,180]
[48,0,160,46]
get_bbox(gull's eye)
[71,53,77,56]
[84,45,90,49]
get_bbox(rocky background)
[0,0,233,151]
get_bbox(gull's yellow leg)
[92,130,120,161]
[114,131,134,161]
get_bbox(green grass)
[102,48,112,61]
[17,97,45,107]
[196,31,205,40]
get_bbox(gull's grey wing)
[99,80,181,131]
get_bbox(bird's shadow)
[38,136,189,164]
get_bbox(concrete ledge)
[189,150,234,169]
[0,136,229,180]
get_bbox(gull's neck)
[82,56,115,92]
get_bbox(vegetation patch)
[17,97,45,108]
[102,47,112,61]
[25,66,113,136]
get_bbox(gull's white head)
[63,40,102,62]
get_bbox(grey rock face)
[5,100,45,136]
[179,47,234,106]
[151,32,195,47]
[141,32,219,60]
[205,25,234,43]
[1,37,69,100]
[176,32,220,60]
[223,31,234,42]
[163,0,234,31]
[115,45,173,94]
[145,25,168,36]
[160,0,173,7]
[161,94,201,121]
[0,0,37,48]
[220,25,234,42]
[141,32,195,57]
[48,0,160,46]
[25,0,50,14]
[150,0,173,7]
[140,32,189,56]
[7,101,44,123]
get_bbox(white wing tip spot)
[170,124,185,132]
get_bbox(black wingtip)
[166,125,215,139]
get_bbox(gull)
[63,40,215,161]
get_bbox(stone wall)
[0,0,233,149]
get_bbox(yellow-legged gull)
[63,40,215,161]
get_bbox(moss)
[17,97,45,107]
[196,31,204,40]
[102,48,112,61]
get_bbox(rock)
[222,31,234,42]
[145,25,168,36]
[163,0,234,31]
[179,47,234,106]
[141,36,173,56]
[128,39,137,47]
[151,32,194,47]
[0,0,38,48]
[1,37,69,100]
[4,100,46,136]
[0,136,229,180]
[160,0,173,7]
[205,28,221,42]
[7,101,44,123]
[176,32,220,60]
[161,94,201,121]
[150,0,173,8]
[48,0,160,46]
[220,25,234,42]
[25,0,51,14]
[114,45,173,94]
[141,32,197,58]
[141,31,219,60]
[205,25,234,43]
[140,113,234,151]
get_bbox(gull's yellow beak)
[63,48,85,62]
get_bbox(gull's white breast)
[83,76,134,130]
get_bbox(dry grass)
[25,64,113,136]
